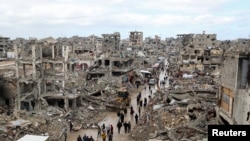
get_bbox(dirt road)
[67,83,157,141]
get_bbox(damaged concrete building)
[14,39,81,114]
[0,36,10,59]
[129,31,143,48]
[2,29,250,141]
[177,31,222,75]
[102,32,120,52]
[217,38,250,125]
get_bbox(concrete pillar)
[64,98,69,111]
[32,45,36,80]
[52,63,55,92]
[52,45,55,59]
[72,82,76,110]
[35,79,42,112]
[39,44,43,59]
[29,101,33,111]
[64,46,69,79]
[23,64,26,77]
[110,59,112,76]
[62,45,65,57]
[44,80,47,94]
[16,81,21,110]
[14,44,19,78]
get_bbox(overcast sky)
[1,0,249,40]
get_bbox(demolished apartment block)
[129,31,143,48]
[144,35,166,56]
[177,31,222,75]
[88,32,134,81]
[217,39,250,125]
[14,40,80,114]
[0,36,10,59]
[102,32,120,52]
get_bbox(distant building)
[0,36,10,59]
[102,32,120,52]
[177,31,222,72]
[129,31,143,47]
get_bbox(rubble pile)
[130,69,218,141]
[0,102,104,141]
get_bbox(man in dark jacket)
[135,114,139,124]
[117,121,122,134]
[123,121,128,133]
[77,135,82,141]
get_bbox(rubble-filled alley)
[0,31,249,141]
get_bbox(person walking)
[139,99,143,107]
[123,121,128,133]
[124,107,127,115]
[110,124,113,134]
[144,97,147,107]
[69,121,73,132]
[127,121,131,133]
[138,106,141,116]
[135,114,139,125]
[89,136,94,141]
[117,121,122,134]
[101,132,106,141]
[136,95,140,105]
[106,124,110,134]
[63,128,67,141]
[117,111,120,117]
[82,134,87,141]
[120,113,124,123]
[97,125,101,137]
[77,135,82,141]
[102,123,106,132]
[130,106,134,116]
[108,132,113,141]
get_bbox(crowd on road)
[73,60,169,141]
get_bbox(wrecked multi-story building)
[88,32,134,80]
[0,36,10,59]
[217,39,250,125]
[129,31,143,47]
[165,37,177,53]
[14,40,81,114]
[143,35,166,57]
[102,32,120,52]
[177,31,221,73]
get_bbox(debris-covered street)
[0,31,249,141]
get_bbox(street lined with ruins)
[0,31,249,141]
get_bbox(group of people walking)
[74,78,158,141]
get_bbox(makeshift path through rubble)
[68,59,169,141]
[67,80,160,141]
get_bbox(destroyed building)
[0,36,10,59]
[144,35,166,56]
[217,39,250,125]
[2,30,250,141]
[177,31,222,74]
[102,32,120,52]
[129,31,143,48]
[14,39,81,114]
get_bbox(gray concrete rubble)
[0,31,249,140]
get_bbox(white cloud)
[0,0,247,40]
